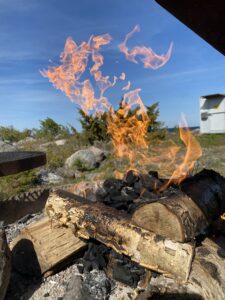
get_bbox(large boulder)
[65,147,107,171]
[55,139,67,146]
[16,137,36,147]
[0,141,18,152]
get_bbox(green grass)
[2,131,225,200]
[196,133,225,147]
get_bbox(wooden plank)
[0,151,46,177]
[10,215,86,274]
[45,189,195,282]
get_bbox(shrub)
[79,101,165,143]
[0,126,31,142]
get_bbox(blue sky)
[1,0,225,130]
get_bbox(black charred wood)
[123,170,140,186]
[109,252,145,288]
[82,241,110,272]
[181,169,225,221]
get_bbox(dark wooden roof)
[201,94,225,99]
[155,0,225,55]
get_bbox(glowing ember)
[118,25,173,70]
[42,29,202,188]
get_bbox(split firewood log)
[140,237,225,300]
[132,191,208,242]
[45,189,195,282]
[10,215,86,276]
[132,169,225,243]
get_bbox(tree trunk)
[45,189,195,282]
[132,191,208,242]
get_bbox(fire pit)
[2,168,225,299]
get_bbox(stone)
[56,167,76,179]
[17,137,36,147]
[89,146,108,162]
[37,169,64,184]
[0,141,18,152]
[0,223,11,300]
[39,142,54,151]
[65,147,107,171]
[55,139,67,146]
[65,150,98,171]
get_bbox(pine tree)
[78,101,165,144]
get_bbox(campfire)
[1,25,225,300]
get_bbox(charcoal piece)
[149,170,159,179]
[123,170,140,186]
[121,186,139,199]
[108,189,122,198]
[139,189,157,200]
[109,201,132,211]
[82,241,110,272]
[109,251,145,288]
[81,270,111,300]
[103,178,123,192]
[133,181,143,194]
[139,174,162,191]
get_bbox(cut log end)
[132,192,208,242]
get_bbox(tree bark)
[132,191,208,242]
[45,189,195,282]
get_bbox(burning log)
[180,169,225,222]
[132,169,225,242]
[132,191,208,242]
[45,189,194,282]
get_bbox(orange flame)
[41,30,202,188]
[107,89,149,173]
[41,35,114,114]
[164,115,202,186]
[119,25,173,70]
